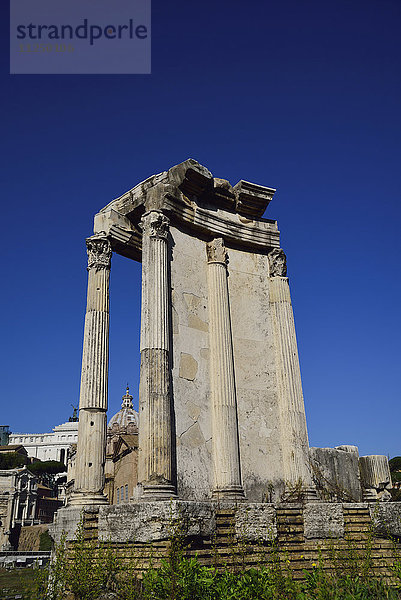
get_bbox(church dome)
[107,387,138,434]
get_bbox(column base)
[68,491,109,507]
[212,486,246,502]
[140,483,177,501]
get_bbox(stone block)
[310,447,362,502]
[235,503,277,541]
[370,502,401,537]
[304,503,344,539]
[49,506,87,543]
[98,500,216,542]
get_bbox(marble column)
[268,248,316,499]
[359,455,392,502]
[138,211,176,499]
[70,234,111,506]
[207,238,245,500]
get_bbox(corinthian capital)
[206,238,227,265]
[268,248,287,277]
[86,234,112,271]
[141,211,169,240]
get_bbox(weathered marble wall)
[309,446,362,502]
[228,247,284,501]
[169,226,296,502]
[170,227,212,500]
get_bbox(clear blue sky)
[1,0,400,457]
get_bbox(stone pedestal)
[137,211,176,499]
[269,249,316,499]
[207,238,245,500]
[70,235,111,506]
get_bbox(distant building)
[0,463,64,550]
[65,444,76,498]
[0,411,80,549]
[67,387,139,503]
[35,484,63,523]
[105,433,139,505]
[104,387,139,504]
[0,426,10,446]
[65,388,139,502]
[0,467,39,549]
[9,412,78,464]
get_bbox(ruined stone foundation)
[51,501,401,582]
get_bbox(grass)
[3,549,401,600]
[21,556,401,600]
[0,567,36,599]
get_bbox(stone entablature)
[93,159,279,261]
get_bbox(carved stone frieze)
[268,248,287,277]
[206,238,228,265]
[86,234,112,271]
[141,211,169,240]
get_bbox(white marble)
[70,235,111,506]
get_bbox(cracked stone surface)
[179,353,198,380]
[370,503,401,537]
[304,503,344,539]
[168,223,313,501]
[178,422,204,449]
[235,503,277,541]
[98,501,216,542]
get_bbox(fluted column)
[138,211,176,499]
[207,238,245,500]
[359,455,392,501]
[269,249,316,499]
[70,234,111,506]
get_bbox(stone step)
[343,510,371,517]
[344,516,372,524]
[277,515,303,524]
[277,534,305,543]
[216,519,235,527]
[344,525,373,531]
[215,527,236,535]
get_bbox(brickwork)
[65,504,401,582]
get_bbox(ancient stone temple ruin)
[68,158,316,505]
[52,160,399,570]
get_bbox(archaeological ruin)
[51,160,401,574]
